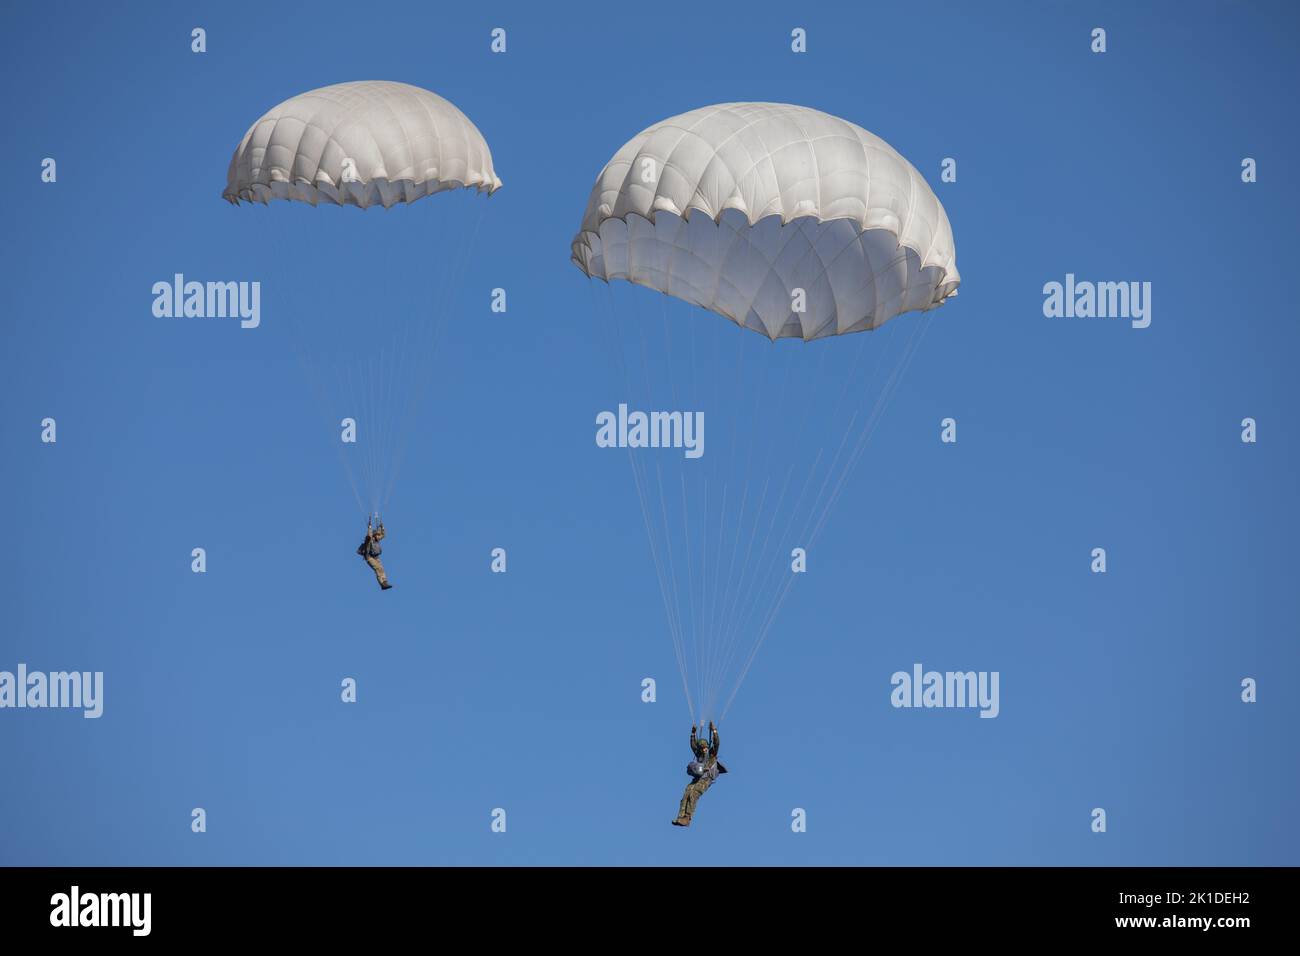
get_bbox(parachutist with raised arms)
[357,516,392,590]
[672,721,727,827]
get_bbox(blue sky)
[2,0,1297,865]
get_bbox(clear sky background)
[2,1,1297,866]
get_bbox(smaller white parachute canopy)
[572,103,959,340]
[224,80,502,208]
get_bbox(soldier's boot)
[673,793,692,826]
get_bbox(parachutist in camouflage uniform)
[357,518,392,590]
[672,721,727,827]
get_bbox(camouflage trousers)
[677,775,714,822]
[363,554,389,588]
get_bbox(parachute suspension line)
[702,332,733,723]
[721,313,935,720]
[707,481,766,720]
[597,282,695,726]
[701,388,755,716]
[362,350,375,515]
[658,212,715,723]
[721,401,882,718]
[654,457,691,711]
[703,324,747,721]
[368,352,382,515]
[633,292,695,722]
[596,236,942,723]
[699,475,708,722]
[372,333,393,514]
[719,356,889,720]
[713,232,935,718]
[377,363,391,508]
[377,301,422,514]
[678,469,698,708]
[745,221,871,549]
[290,328,367,517]
[660,294,703,722]
[383,199,488,514]
[350,355,370,516]
[810,313,933,546]
[379,295,426,513]
[707,356,785,717]
[374,330,398,514]
[709,393,806,717]
[725,332,798,715]
[710,442,824,719]
[696,212,851,716]
[700,312,728,723]
[717,340,785,723]
[702,319,757,723]
[713,336,871,720]
[714,455,798,672]
[376,307,403,514]
[786,255,932,572]
[347,359,373,514]
[761,334,881,578]
[380,321,406,510]
[350,357,375,515]
[703,339,793,720]
[284,303,365,517]
[357,353,371,515]
[686,297,709,720]
[359,347,372,515]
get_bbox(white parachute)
[572,102,958,340]
[224,80,501,208]
[573,103,959,723]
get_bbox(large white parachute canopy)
[572,102,958,339]
[224,80,502,208]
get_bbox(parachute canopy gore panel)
[223,80,502,208]
[571,103,959,341]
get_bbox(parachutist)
[672,720,726,827]
[357,519,392,590]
